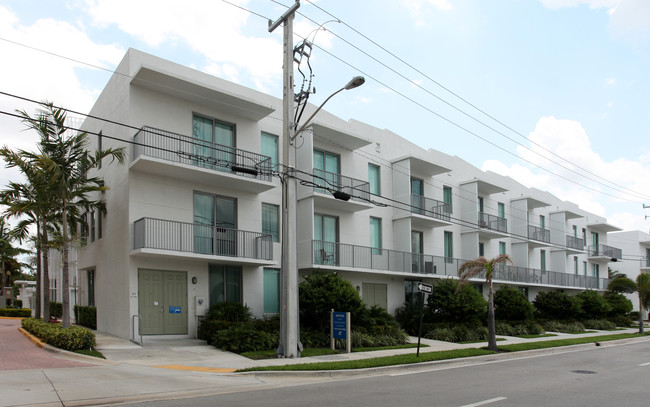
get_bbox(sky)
[1,0,650,234]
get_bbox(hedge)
[50,302,63,318]
[74,305,97,330]
[21,318,96,351]
[0,308,31,317]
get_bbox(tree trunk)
[41,223,50,322]
[487,280,498,352]
[639,303,645,335]
[61,206,70,328]
[34,223,42,319]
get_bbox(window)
[518,287,529,300]
[592,263,600,279]
[479,242,484,257]
[405,280,420,304]
[591,232,599,249]
[572,225,577,237]
[193,115,235,170]
[262,203,279,242]
[194,193,236,255]
[540,250,546,271]
[478,197,484,213]
[411,230,423,272]
[499,241,506,255]
[362,283,387,310]
[582,228,587,248]
[583,261,587,276]
[80,212,88,242]
[97,211,102,239]
[368,164,381,195]
[539,215,546,229]
[443,186,452,213]
[444,231,453,263]
[411,177,424,214]
[87,270,95,307]
[263,268,280,314]
[574,256,579,275]
[50,278,57,302]
[314,214,338,264]
[313,149,340,192]
[369,217,382,254]
[90,211,96,243]
[209,265,241,306]
[261,132,279,169]
[498,202,505,219]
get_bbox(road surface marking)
[459,396,507,407]
[639,362,650,366]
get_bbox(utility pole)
[269,0,301,358]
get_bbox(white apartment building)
[608,230,650,314]
[76,49,623,340]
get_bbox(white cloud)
[482,116,650,231]
[538,0,620,10]
[399,0,453,27]
[84,0,282,90]
[606,78,617,86]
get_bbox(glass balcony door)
[314,214,338,265]
[194,193,237,256]
[192,115,235,170]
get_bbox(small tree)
[607,273,650,334]
[457,254,513,352]
[299,271,364,334]
[604,291,633,318]
[494,285,533,321]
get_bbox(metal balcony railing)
[566,235,584,251]
[312,168,370,202]
[478,212,507,233]
[133,126,272,182]
[411,194,452,221]
[588,244,622,260]
[528,225,550,243]
[134,217,273,260]
[309,240,607,289]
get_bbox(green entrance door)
[138,269,188,335]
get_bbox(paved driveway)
[0,318,93,371]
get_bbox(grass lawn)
[243,344,425,359]
[238,348,495,372]
[74,349,105,359]
[238,333,646,372]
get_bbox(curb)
[18,326,45,348]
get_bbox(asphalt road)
[125,339,650,407]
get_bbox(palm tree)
[607,273,650,334]
[1,145,56,321]
[457,254,513,351]
[28,103,125,328]
[0,218,30,300]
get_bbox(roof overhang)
[131,66,276,121]
[310,122,372,151]
[392,156,451,177]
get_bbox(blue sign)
[169,306,182,314]
[333,312,347,339]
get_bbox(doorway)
[138,269,188,335]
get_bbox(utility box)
[194,296,207,316]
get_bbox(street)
[125,339,650,407]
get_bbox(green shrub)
[425,327,456,342]
[424,324,488,343]
[395,300,422,335]
[299,327,330,348]
[49,302,63,318]
[14,299,23,308]
[21,318,96,351]
[495,321,544,336]
[205,302,252,323]
[575,291,611,320]
[608,315,634,327]
[198,319,235,345]
[604,292,633,317]
[74,306,96,330]
[426,279,487,324]
[540,320,585,333]
[0,308,31,317]
[494,286,534,321]
[581,319,616,330]
[533,291,581,320]
[299,271,364,334]
[212,323,277,353]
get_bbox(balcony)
[303,240,607,290]
[641,257,650,271]
[588,244,622,261]
[528,225,551,246]
[477,212,507,239]
[309,168,373,212]
[565,235,585,252]
[131,126,274,193]
[132,217,274,265]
